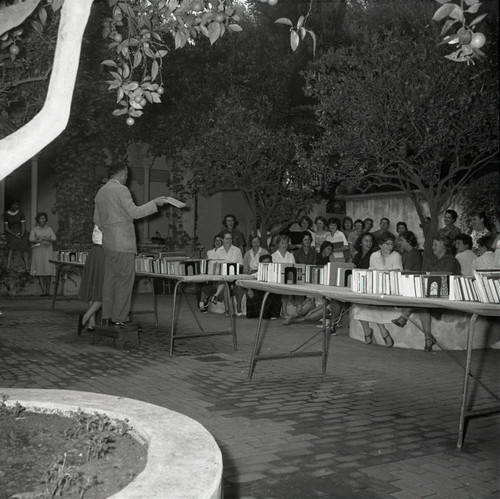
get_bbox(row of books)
[134,256,244,276]
[351,268,500,303]
[257,262,354,286]
[55,250,89,264]
[456,270,500,304]
[351,269,451,298]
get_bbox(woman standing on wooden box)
[29,212,57,296]
[353,231,402,348]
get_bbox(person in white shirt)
[326,217,348,262]
[243,236,269,274]
[455,234,476,276]
[471,235,496,272]
[271,234,295,316]
[272,234,295,264]
[212,231,244,315]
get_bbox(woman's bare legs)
[83,301,103,328]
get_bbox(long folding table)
[236,280,500,450]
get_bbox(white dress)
[353,250,402,324]
[271,250,295,264]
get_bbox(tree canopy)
[299,0,499,260]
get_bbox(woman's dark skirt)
[78,245,105,302]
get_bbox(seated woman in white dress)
[243,236,269,274]
[211,231,244,315]
[272,234,295,315]
[353,231,402,348]
[271,234,295,264]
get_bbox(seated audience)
[212,230,244,315]
[245,254,282,320]
[272,234,295,315]
[436,209,461,244]
[352,232,377,269]
[272,234,295,264]
[363,218,374,233]
[454,233,475,276]
[399,231,422,272]
[390,231,422,329]
[354,232,402,348]
[312,216,330,252]
[342,216,354,239]
[471,236,496,271]
[468,211,490,255]
[243,236,269,274]
[220,214,246,254]
[418,237,461,351]
[199,235,223,312]
[316,241,334,266]
[396,221,408,234]
[348,219,364,258]
[371,218,396,245]
[326,217,348,262]
[393,236,461,352]
[286,215,315,251]
[294,232,316,265]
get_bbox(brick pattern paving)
[0,294,499,499]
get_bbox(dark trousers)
[102,248,135,322]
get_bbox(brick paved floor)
[0,293,499,499]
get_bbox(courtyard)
[0,293,498,499]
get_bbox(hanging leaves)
[432,0,488,64]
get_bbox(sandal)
[391,316,408,328]
[424,335,436,352]
[364,328,374,345]
[382,331,394,348]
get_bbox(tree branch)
[0,0,94,181]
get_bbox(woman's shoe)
[424,335,437,352]
[86,326,96,332]
[382,331,394,348]
[77,314,84,336]
[364,328,374,345]
[391,316,408,328]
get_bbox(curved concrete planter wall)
[2,388,222,499]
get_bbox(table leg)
[322,298,330,374]
[148,277,158,327]
[224,281,237,350]
[51,263,64,311]
[248,291,270,380]
[457,313,478,450]
[169,280,182,356]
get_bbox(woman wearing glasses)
[353,231,402,348]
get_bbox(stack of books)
[134,256,244,277]
[55,250,89,264]
[257,262,354,287]
[472,270,500,303]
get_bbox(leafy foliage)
[179,93,316,242]
[432,0,488,64]
[300,0,499,261]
